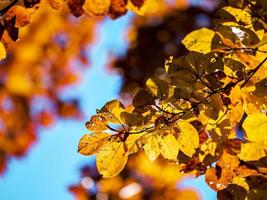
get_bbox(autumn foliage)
[78,0,267,198]
[1,0,267,199]
[0,0,190,174]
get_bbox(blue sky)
[0,13,216,200]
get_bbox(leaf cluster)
[79,0,267,196]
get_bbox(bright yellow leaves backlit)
[239,113,267,161]
[177,121,199,157]
[143,134,160,161]
[78,97,201,177]
[96,141,129,178]
[78,0,267,197]
[157,133,180,160]
[242,113,267,142]
[1,0,267,198]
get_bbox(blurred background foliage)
[69,153,200,200]
[0,0,97,173]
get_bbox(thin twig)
[240,56,267,88]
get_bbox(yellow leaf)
[158,133,179,160]
[96,141,128,178]
[199,138,217,162]
[0,42,6,61]
[242,113,267,142]
[177,121,199,157]
[100,100,125,124]
[228,86,244,126]
[83,0,110,16]
[78,132,110,155]
[85,115,108,132]
[238,142,266,161]
[125,133,144,154]
[144,134,160,161]
[182,28,215,53]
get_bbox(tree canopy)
[1,0,267,199]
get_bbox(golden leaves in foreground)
[157,133,180,160]
[242,113,267,142]
[177,121,199,157]
[79,132,129,178]
[239,113,267,161]
[78,99,200,177]
[96,141,129,178]
[79,0,267,197]
[143,134,160,161]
